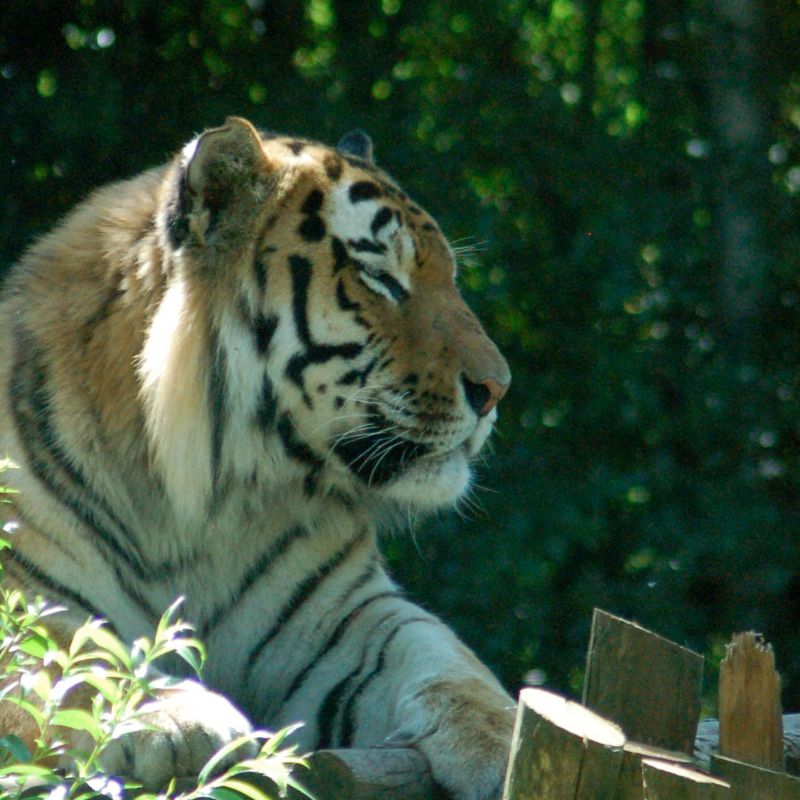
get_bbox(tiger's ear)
[337,129,374,164]
[185,116,271,206]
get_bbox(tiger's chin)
[378,447,472,511]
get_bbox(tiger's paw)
[390,678,516,800]
[98,680,255,790]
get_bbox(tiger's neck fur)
[2,161,380,624]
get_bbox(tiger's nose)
[461,374,510,417]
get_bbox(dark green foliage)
[2,0,799,711]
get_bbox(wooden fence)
[300,609,800,799]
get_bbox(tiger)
[0,116,514,800]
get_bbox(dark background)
[2,0,799,713]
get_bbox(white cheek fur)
[379,451,471,510]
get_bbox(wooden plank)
[583,609,703,754]
[718,632,783,770]
[503,687,626,800]
[642,758,730,799]
[296,748,439,800]
[613,741,694,800]
[712,754,800,800]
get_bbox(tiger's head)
[148,117,509,516]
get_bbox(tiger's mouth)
[330,411,432,486]
[329,406,494,489]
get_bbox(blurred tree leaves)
[1,0,800,710]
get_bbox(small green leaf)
[216,778,276,800]
[0,734,31,763]
[80,672,119,703]
[27,669,52,702]
[173,642,205,676]
[208,788,250,800]
[85,626,132,669]
[18,633,51,659]
[51,708,102,739]
[198,735,262,784]
[0,762,59,779]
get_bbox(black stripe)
[373,272,409,304]
[253,313,278,356]
[5,550,110,624]
[335,279,359,313]
[335,280,370,331]
[208,333,228,500]
[302,189,324,214]
[255,373,277,431]
[289,255,365,358]
[339,617,436,747]
[9,334,150,578]
[336,357,377,388]
[370,207,393,236]
[253,252,267,296]
[9,508,81,566]
[299,216,326,242]
[276,415,322,468]
[331,237,349,272]
[290,255,314,346]
[349,238,387,255]
[245,528,370,673]
[199,525,309,638]
[279,582,401,710]
[315,609,400,749]
[165,171,191,248]
[286,255,365,401]
[349,182,382,203]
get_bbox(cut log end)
[503,688,626,800]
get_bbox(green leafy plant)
[0,529,309,800]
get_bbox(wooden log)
[695,715,800,774]
[503,687,626,800]
[613,741,694,800]
[583,608,703,754]
[711,753,800,799]
[718,632,783,770]
[296,748,439,800]
[641,758,730,799]
[285,714,800,800]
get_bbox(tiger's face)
[160,117,510,513]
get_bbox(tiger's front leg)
[371,620,515,800]
[275,598,516,800]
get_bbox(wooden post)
[503,687,626,800]
[296,748,438,800]
[718,631,783,769]
[706,632,800,798]
[613,742,694,800]
[583,609,703,754]
[711,754,800,799]
[641,759,730,799]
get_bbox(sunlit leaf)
[51,709,102,740]
[0,762,59,779]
